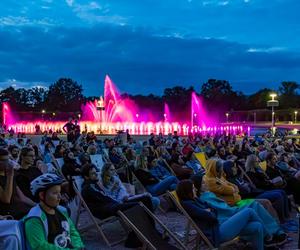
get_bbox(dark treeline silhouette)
[0,78,299,122]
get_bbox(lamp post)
[226,113,229,123]
[267,93,279,132]
[295,111,298,123]
[163,113,167,122]
[42,109,46,120]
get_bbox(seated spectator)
[276,153,300,180]
[223,160,290,222]
[134,156,177,196]
[71,143,84,157]
[169,152,193,180]
[81,163,139,220]
[16,147,43,202]
[185,151,205,175]
[246,154,282,191]
[0,133,7,148]
[177,180,282,250]
[86,144,97,155]
[25,174,84,249]
[101,163,160,211]
[6,133,16,146]
[204,159,241,206]
[195,178,287,246]
[62,150,81,179]
[78,152,91,165]
[266,152,300,204]
[0,148,34,219]
[53,144,66,159]
[8,145,20,169]
[109,147,127,168]
[42,140,55,164]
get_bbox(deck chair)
[168,191,239,250]
[194,152,207,169]
[259,161,267,171]
[0,220,24,250]
[102,148,110,161]
[56,157,64,169]
[90,154,104,172]
[160,159,177,177]
[118,202,187,250]
[71,176,127,247]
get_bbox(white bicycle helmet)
[31,173,64,197]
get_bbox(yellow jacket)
[204,159,241,205]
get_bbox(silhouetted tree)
[247,88,273,109]
[200,79,242,112]
[279,81,300,108]
[45,78,83,112]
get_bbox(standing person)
[74,119,81,142]
[24,173,84,249]
[63,117,75,143]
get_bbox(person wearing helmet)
[24,173,84,249]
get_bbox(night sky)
[0,0,299,96]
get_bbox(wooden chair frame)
[117,202,187,250]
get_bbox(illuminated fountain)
[164,102,171,123]
[2,75,249,135]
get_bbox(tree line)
[0,78,299,121]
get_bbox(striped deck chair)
[168,191,239,250]
[70,176,128,247]
[118,202,187,250]
[194,152,207,169]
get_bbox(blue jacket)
[180,198,220,247]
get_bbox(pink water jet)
[191,92,214,128]
[164,102,171,122]
[2,75,249,135]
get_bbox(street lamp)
[226,113,229,123]
[163,113,167,122]
[96,96,105,134]
[295,111,298,123]
[267,93,279,130]
[41,109,46,120]
[96,96,105,111]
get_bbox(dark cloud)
[0,24,300,96]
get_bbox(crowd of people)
[1,119,300,249]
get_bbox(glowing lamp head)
[225,113,229,117]
[135,113,139,118]
[164,113,167,118]
[42,110,45,114]
[295,111,298,115]
[194,113,197,117]
[96,96,105,111]
[270,93,277,100]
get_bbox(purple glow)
[82,75,137,123]
[191,92,214,127]
[164,102,171,122]
[2,75,250,135]
[2,102,15,126]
